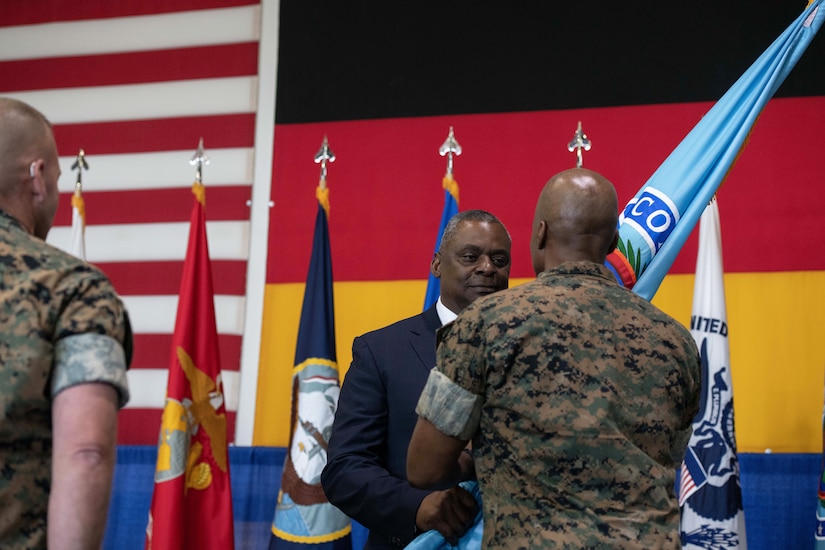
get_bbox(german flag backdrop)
[2,1,823,454]
[256,0,825,455]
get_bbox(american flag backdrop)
[3,0,825,462]
[0,0,275,446]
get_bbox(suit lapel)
[408,306,441,373]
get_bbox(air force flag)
[606,0,824,300]
[679,198,746,549]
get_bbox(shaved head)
[0,98,60,239]
[530,167,619,275]
[0,98,53,194]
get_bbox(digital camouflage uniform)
[416,262,701,549]
[0,210,131,550]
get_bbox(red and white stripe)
[678,461,699,506]
[0,0,277,445]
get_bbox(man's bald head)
[0,98,61,239]
[0,98,54,194]
[530,167,619,275]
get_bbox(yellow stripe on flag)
[255,272,825,452]
[653,271,825,453]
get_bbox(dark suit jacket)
[322,306,442,549]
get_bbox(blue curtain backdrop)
[107,447,816,549]
[105,447,367,550]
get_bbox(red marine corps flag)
[145,140,235,549]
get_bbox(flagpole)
[314,135,335,186]
[423,127,461,310]
[440,126,461,179]
[190,137,210,185]
[567,121,591,168]
[70,148,89,186]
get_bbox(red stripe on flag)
[118,409,237,446]
[0,0,258,27]
[54,186,252,225]
[678,462,697,506]
[53,113,256,154]
[268,96,825,282]
[0,43,258,92]
[96,260,247,296]
[130,333,243,372]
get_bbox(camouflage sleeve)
[415,303,490,440]
[54,268,131,363]
[415,369,482,440]
[436,302,488,396]
[50,267,132,407]
[52,333,130,408]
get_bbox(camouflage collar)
[539,261,618,284]
[0,208,26,233]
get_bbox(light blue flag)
[424,177,459,310]
[606,0,824,300]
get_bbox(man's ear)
[534,220,547,251]
[430,253,442,279]
[29,159,45,203]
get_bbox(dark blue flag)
[271,187,351,550]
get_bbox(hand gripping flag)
[270,184,352,549]
[606,0,824,300]
[679,198,747,549]
[406,481,483,550]
[145,181,235,549]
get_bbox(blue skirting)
[105,447,819,549]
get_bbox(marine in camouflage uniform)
[417,262,700,548]
[0,210,132,549]
[0,98,132,549]
[409,167,701,549]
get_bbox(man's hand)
[415,486,479,545]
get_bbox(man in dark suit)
[321,210,511,549]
